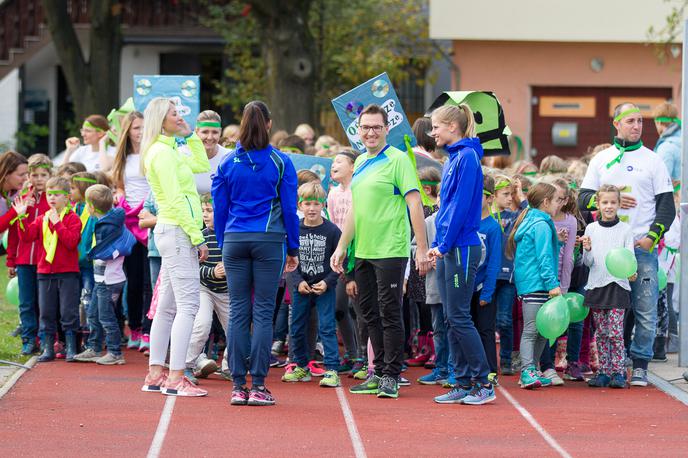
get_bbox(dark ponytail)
[239,101,271,151]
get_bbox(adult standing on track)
[0,151,29,232]
[140,98,210,397]
[192,110,230,195]
[578,102,675,387]
[331,104,430,400]
[212,101,299,407]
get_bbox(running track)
[1,349,687,457]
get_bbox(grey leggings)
[520,292,550,371]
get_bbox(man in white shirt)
[579,102,675,387]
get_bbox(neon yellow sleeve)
[183,133,211,173]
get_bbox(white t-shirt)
[581,144,673,240]
[123,154,150,204]
[69,145,116,172]
[194,145,230,195]
[94,257,126,285]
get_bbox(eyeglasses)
[359,125,384,134]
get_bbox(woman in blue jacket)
[506,182,562,389]
[212,101,299,407]
[427,104,494,406]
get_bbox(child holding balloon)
[581,184,636,388]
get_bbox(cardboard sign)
[133,75,200,129]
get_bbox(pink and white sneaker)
[128,330,141,350]
[161,376,208,397]
[230,386,249,405]
[138,334,150,353]
[307,360,327,377]
[247,386,275,406]
[141,371,168,392]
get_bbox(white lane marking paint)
[147,396,176,458]
[498,386,572,458]
[335,387,367,458]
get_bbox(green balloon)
[536,295,570,341]
[605,248,638,279]
[658,268,668,291]
[1,231,7,250]
[6,276,19,306]
[564,292,589,323]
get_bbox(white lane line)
[335,387,367,458]
[147,396,176,458]
[498,386,572,458]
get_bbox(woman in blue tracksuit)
[427,104,495,406]
[212,101,299,407]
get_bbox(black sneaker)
[376,375,399,399]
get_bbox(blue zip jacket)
[496,200,528,282]
[212,143,299,256]
[475,215,502,303]
[655,123,681,181]
[88,207,136,261]
[513,208,560,295]
[432,137,483,253]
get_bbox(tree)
[202,0,439,132]
[41,0,122,121]
[647,0,687,63]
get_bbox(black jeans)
[470,291,497,373]
[38,273,80,338]
[355,257,407,378]
[124,242,152,333]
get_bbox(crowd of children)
[1,98,680,406]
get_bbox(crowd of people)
[0,95,681,406]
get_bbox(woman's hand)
[65,137,80,151]
[284,255,299,273]
[427,247,443,262]
[198,244,209,263]
[178,119,192,138]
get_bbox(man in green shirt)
[331,104,430,399]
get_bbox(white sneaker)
[271,340,285,356]
[195,358,218,378]
[542,368,564,386]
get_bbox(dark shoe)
[653,336,667,362]
[630,368,648,387]
[609,372,626,389]
[587,373,610,387]
[376,375,399,399]
[65,333,77,362]
[500,360,514,376]
[38,335,56,362]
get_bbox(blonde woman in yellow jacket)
[140,97,211,397]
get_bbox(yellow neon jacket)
[144,133,210,246]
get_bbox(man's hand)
[311,280,328,295]
[346,280,358,298]
[634,237,654,252]
[213,263,226,279]
[298,281,312,295]
[415,247,430,276]
[330,246,346,274]
[620,193,637,210]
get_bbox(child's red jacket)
[19,209,82,274]
[6,191,50,267]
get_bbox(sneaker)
[271,340,285,356]
[442,372,457,389]
[230,386,249,405]
[581,362,595,375]
[282,366,311,382]
[141,372,168,392]
[349,360,365,377]
[463,384,496,405]
[564,362,585,381]
[284,362,297,374]
[511,352,521,374]
[162,377,208,397]
[307,360,326,377]
[418,368,449,385]
[434,386,471,404]
[127,330,141,350]
[652,354,668,363]
[609,372,627,389]
[95,352,126,365]
[630,368,648,387]
[184,368,199,385]
[588,373,611,387]
[315,342,324,358]
[488,373,499,387]
[138,334,150,352]
[542,368,564,386]
[519,367,542,389]
[270,354,287,368]
[220,370,233,382]
[54,341,65,359]
[352,364,369,380]
[195,358,218,378]
[350,374,380,394]
[405,350,432,367]
[248,386,275,406]
[500,360,514,376]
[424,353,436,369]
[338,358,354,373]
[21,341,38,355]
[398,376,410,387]
[320,370,341,387]
[376,375,399,398]
[74,348,102,362]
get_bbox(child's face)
[598,191,620,221]
[553,186,568,214]
[201,203,214,229]
[47,188,69,211]
[70,184,82,202]
[30,168,51,192]
[331,155,354,183]
[494,187,512,210]
[299,199,324,223]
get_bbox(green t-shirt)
[351,145,419,259]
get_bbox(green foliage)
[647,0,687,63]
[14,124,49,155]
[201,0,440,121]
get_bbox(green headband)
[656,116,681,125]
[421,180,440,186]
[494,180,511,191]
[46,190,69,196]
[197,121,221,128]
[674,182,681,192]
[82,121,105,132]
[569,182,578,190]
[85,198,104,214]
[281,146,303,154]
[522,171,537,177]
[29,164,52,170]
[483,190,493,196]
[614,107,641,122]
[72,176,97,184]
[298,197,326,203]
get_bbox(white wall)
[120,44,190,103]
[24,43,59,155]
[0,68,20,149]
[430,0,683,43]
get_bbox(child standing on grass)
[7,154,52,355]
[582,185,636,388]
[14,177,82,362]
[283,182,342,388]
[507,182,562,389]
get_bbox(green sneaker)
[350,374,380,394]
[376,375,399,399]
[319,370,341,387]
[353,364,369,380]
[281,366,311,382]
[488,372,499,387]
[519,367,542,389]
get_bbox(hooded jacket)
[88,207,136,261]
[513,208,560,295]
[432,137,483,253]
[211,143,299,256]
[655,123,681,181]
[19,209,81,275]
[143,133,210,247]
[7,190,50,267]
